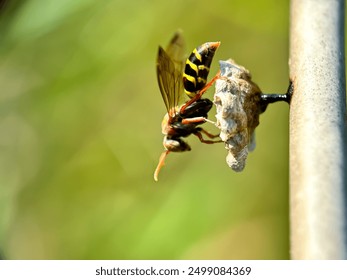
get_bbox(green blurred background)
[0,0,291,259]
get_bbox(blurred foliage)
[0,0,293,259]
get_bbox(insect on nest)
[154,33,292,181]
[154,32,222,181]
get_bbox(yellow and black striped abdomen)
[183,41,220,98]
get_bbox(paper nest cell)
[214,59,262,172]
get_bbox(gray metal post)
[289,0,347,259]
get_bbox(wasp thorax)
[214,59,262,172]
[163,136,191,152]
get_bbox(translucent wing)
[165,31,185,72]
[156,32,185,117]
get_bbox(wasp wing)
[165,31,185,73]
[156,32,185,117]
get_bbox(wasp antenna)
[154,150,170,182]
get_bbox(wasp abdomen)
[183,42,220,98]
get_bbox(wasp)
[154,32,222,181]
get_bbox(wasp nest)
[214,59,262,172]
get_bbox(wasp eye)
[163,137,191,152]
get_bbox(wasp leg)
[154,150,170,182]
[199,128,220,139]
[181,117,218,125]
[195,70,221,99]
[204,118,216,124]
[181,116,207,124]
[180,71,221,114]
[193,129,223,144]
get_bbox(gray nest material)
[214,59,262,172]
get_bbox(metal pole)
[289,0,347,259]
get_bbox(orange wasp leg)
[182,117,217,125]
[154,150,170,182]
[181,116,206,124]
[199,128,221,139]
[180,70,221,114]
[194,129,223,144]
